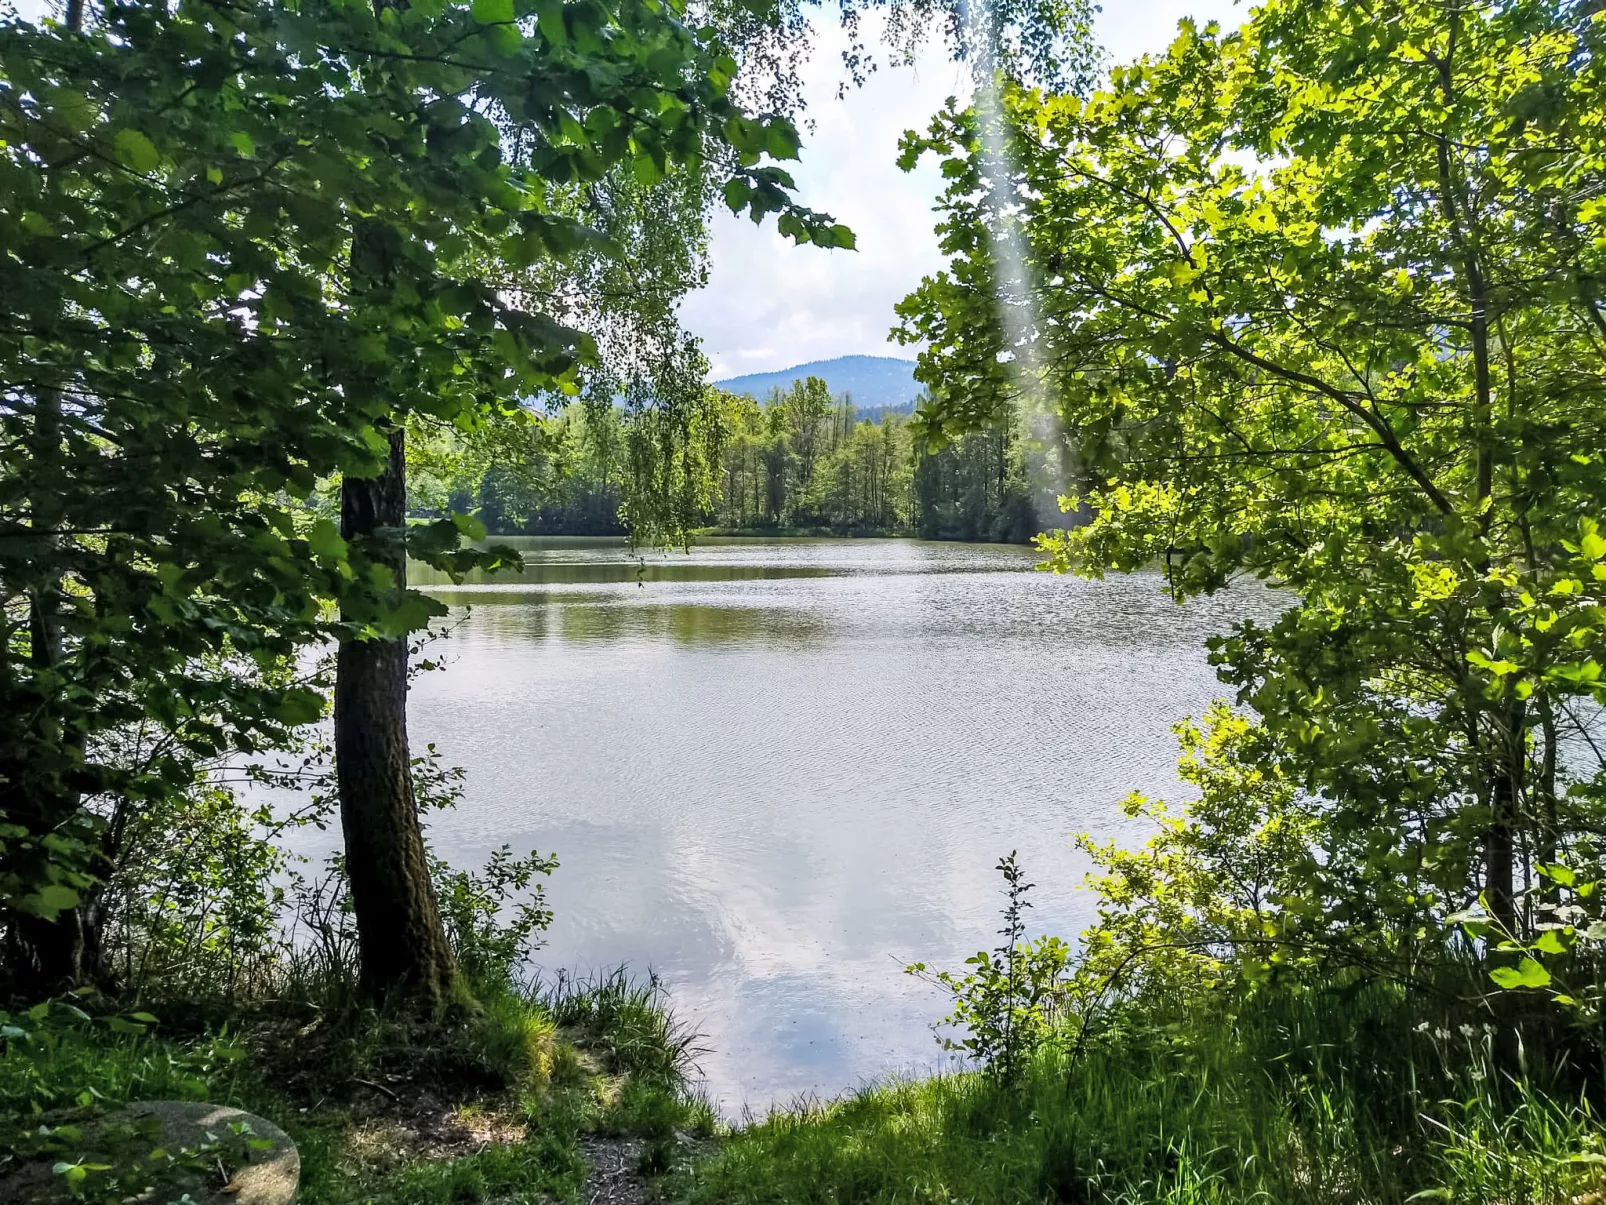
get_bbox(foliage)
[0,994,252,1203]
[911,418,1037,543]
[428,379,1048,542]
[0,0,848,982]
[895,0,1606,995]
[48,696,555,1011]
[1455,855,1606,1033]
[541,969,705,1086]
[0,994,240,1113]
[1072,704,1320,1002]
[676,982,1606,1205]
[0,973,713,1205]
[433,846,558,991]
[1421,1073,1606,1205]
[907,853,1069,1084]
[95,760,333,1003]
[713,378,910,534]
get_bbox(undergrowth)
[0,971,714,1205]
[672,981,1606,1205]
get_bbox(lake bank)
[12,962,1596,1205]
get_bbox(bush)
[907,853,1070,1084]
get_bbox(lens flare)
[971,67,1071,531]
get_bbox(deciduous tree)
[0,0,845,1002]
[897,0,1606,965]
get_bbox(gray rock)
[0,1100,298,1205]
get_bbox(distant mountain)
[714,355,922,414]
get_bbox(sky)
[684,0,1246,379]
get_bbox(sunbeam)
[971,62,1073,532]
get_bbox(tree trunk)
[1479,694,1523,939]
[2,375,100,996]
[4,908,95,999]
[334,429,462,1011]
[1484,771,1517,937]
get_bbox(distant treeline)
[410,376,1042,544]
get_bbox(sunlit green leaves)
[307,519,347,561]
[895,0,1606,1004]
[471,0,515,23]
[112,128,159,173]
[1489,959,1552,990]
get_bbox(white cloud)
[683,0,1249,378]
[681,15,970,379]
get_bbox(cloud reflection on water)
[393,538,1280,1116]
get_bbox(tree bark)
[334,428,462,1010]
[7,0,96,991]
[1484,770,1518,937]
[3,371,101,995]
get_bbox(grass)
[9,974,1606,1205]
[671,983,1606,1205]
[0,971,714,1205]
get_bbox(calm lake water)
[402,537,1269,1115]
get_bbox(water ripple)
[396,538,1282,1116]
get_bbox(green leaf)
[273,687,325,726]
[721,177,751,213]
[113,128,160,173]
[472,0,515,23]
[376,591,443,638]
[24,884,81,919]
[1467,649,1519,676]
[633,153,663,187]
[535,0,566,44]
[1580,519,1606,560]
[451,513,487,541]
[308,518,348,560]
[1489,958,1551,990]
[764,120,801,160]
[1541,863,1577,887]
[1532,929,1569,955]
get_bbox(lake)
[404,537,1270,1116]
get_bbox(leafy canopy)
[0,0,845,930]
[896,0,1606,963]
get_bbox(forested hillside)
[409,375,1043,542]
[714,354,921,414]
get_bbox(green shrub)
[906,853,1070,1085]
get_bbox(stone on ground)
[0,1100,298,1205]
